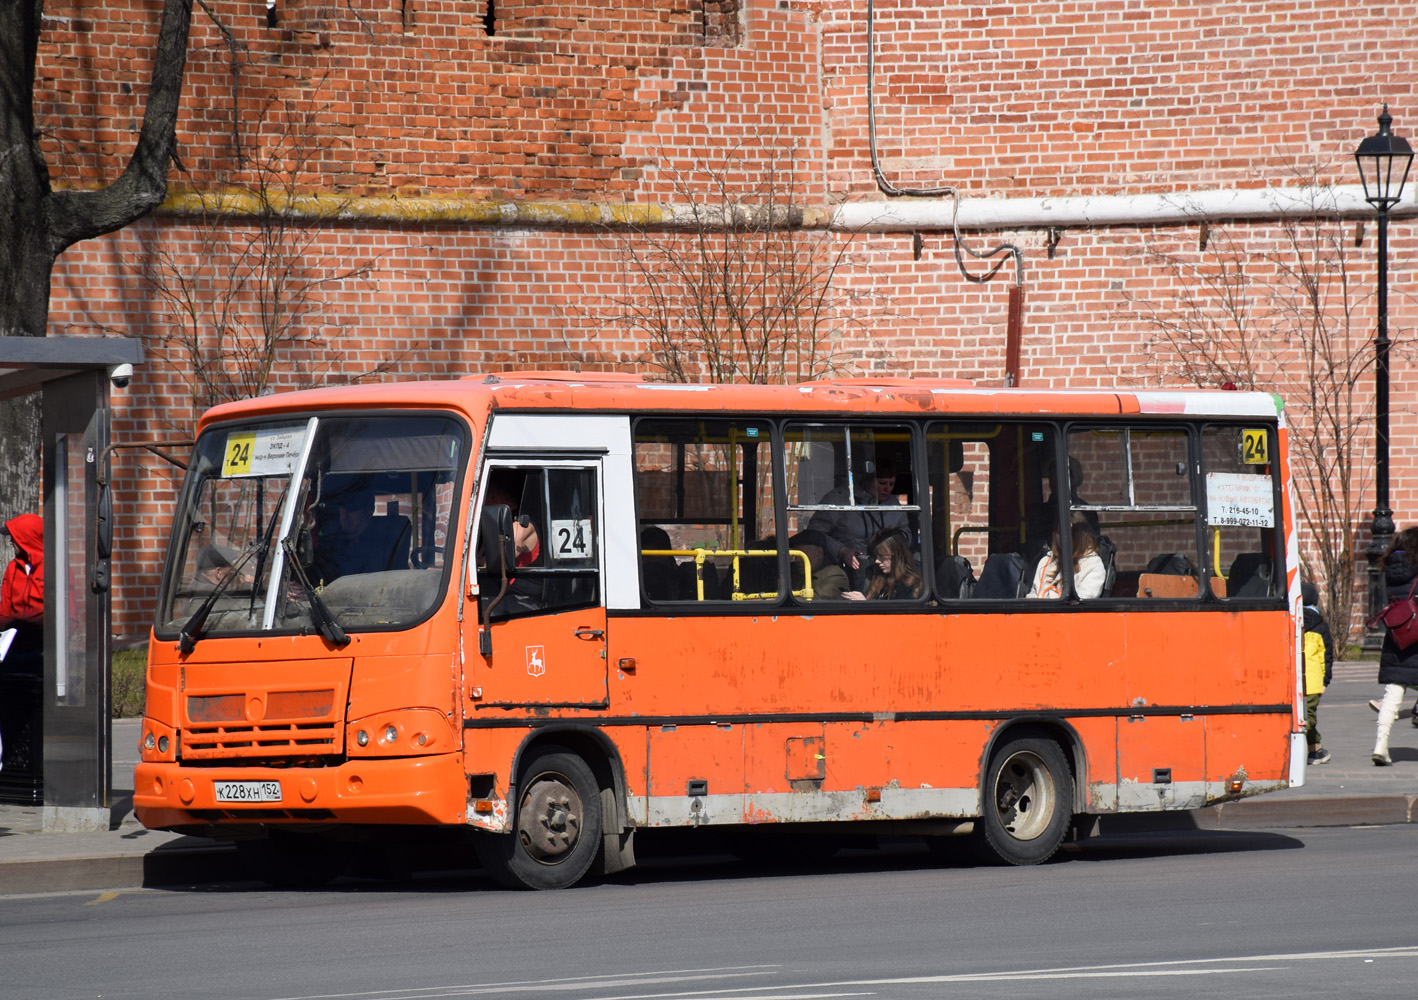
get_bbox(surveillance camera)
[108,363,133,389]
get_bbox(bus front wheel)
[976,733,1073,866]
[476,746,603,890]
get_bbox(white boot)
[1373,730,1393,766]
[1374,684,1404,765]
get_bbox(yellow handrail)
[641,548,814,601]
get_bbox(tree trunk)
[0,0,194,522]
[0,396,41,526]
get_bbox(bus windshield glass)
[158,413,466,637]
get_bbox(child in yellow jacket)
[1302,581,1334,765]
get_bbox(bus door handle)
[574,626,605,641]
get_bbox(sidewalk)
[0,662,1413,893]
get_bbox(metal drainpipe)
[866,0,1026,384]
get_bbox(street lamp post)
[1356,106,1414,649]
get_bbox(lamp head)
[1355,104,1414,210]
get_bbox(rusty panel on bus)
[180,657,353,759]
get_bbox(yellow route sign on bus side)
[1241,428,1269,465]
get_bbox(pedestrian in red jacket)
[1,514,44,669]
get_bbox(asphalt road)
[1,822,1415,1000]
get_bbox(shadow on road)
[150,819,1305,894]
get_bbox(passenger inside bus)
[312,483,412,583]
[843,527,924,601]
[1028,520,1107,600]
[1026,454,1099,566]
[788,529,849,600]
[807,457,909,591]
[639,525,695,602]
[481,473,546,614]
[176,543,254,616]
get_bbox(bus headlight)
[346,709,457,757]
[139,718,178,762]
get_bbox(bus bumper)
[133,752,468,830]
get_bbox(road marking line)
[266,967,781,1000]
[262,947,1418,1000]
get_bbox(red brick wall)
[35,0,1418,639]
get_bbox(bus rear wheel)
[975,733,1073,866]
[476,746,603,890]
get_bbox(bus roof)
[196,374,1283,433]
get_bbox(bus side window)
[480,466,600,617]
[782,422,921,602]
[634,418,778,605]
[1071,425,1198,600]
[928,421,1050,600]
[1202,425,1282,599]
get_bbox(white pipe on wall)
[830,183,1417,232]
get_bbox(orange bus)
[134,374,1304,888]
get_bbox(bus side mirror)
[478,504,515,657]
[480,504,515,578]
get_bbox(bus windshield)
[157,413,466,637]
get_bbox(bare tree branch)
[577,136,867,384]
[1120,177,1376,650]
[136,86,414,430]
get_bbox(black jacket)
[1379,549,1418,686]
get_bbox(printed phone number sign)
[1206,472,1275,527]
[222,425,308,478]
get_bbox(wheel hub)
[518,772,583,864]
[993,750,1055,841]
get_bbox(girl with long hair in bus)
[1029,520,1105,600]
[844,527,923,601]
[1372,525,1418,765]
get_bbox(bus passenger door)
[469,462,608,708]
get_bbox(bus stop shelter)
[0,336,141,831]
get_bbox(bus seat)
[1146,551,1196,576]
[640,526,688,603]
[974,552,1028,598]
[360,514,412,574]
[1138,572,1199,599]
[1110,570,1141,598]
[935,554,976,600]
[1227,552,1273,597]
[388,517,413,571]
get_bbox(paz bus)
[134,373,1304,888]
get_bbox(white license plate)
[214,780,282,803]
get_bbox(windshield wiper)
[177,545,259,655]
[281,537,350,647]
[178,484,288,654]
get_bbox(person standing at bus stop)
[0,514,44,672]
[1372,526,1418,765]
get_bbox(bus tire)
[477,746,603,890]
[975,733,1073,866]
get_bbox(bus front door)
[470,461,608,709]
